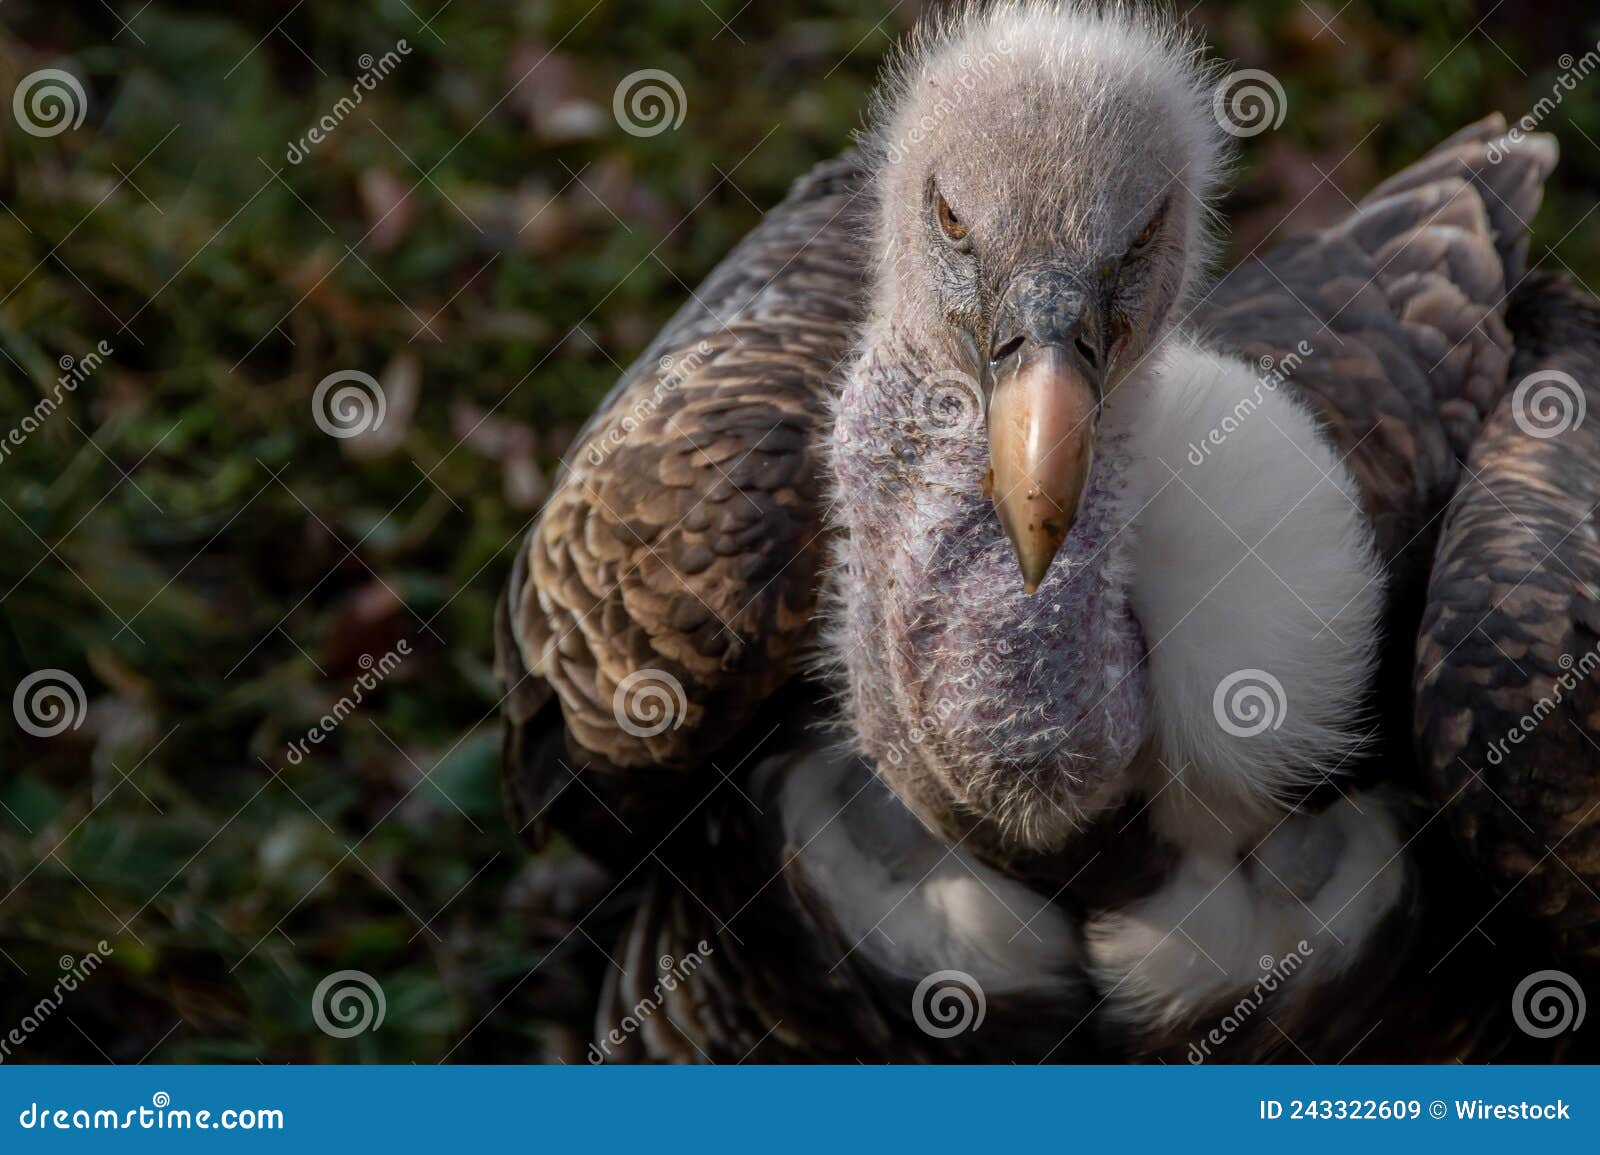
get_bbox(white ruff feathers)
[1108,336,1384,825]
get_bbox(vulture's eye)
[1130,202,1166,253]
[936,190,969,243]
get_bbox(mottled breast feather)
[1416,273,1600,965]
[498,153,871,833]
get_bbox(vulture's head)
[830,5,1373,851]
[864,6,1223,429]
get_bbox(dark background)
[1,0,1597,1062]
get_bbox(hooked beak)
[986,271,1111,594]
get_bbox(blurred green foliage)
[0,0,1596,1062]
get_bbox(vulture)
[497,1,1600,1062]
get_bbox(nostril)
[1074,335,1100,370]
[990,335,1025,365]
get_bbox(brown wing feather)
[1197,115,1556,589]
[1416,272,1600,967]
[1196,115,1557,770]
[498,153,871,850]
[502,117,1590,1058]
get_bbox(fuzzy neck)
[827,326,1385,859]
[826,324,1155,849]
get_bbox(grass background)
[1,0,1597,1063]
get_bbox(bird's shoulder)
[497,151,872,853]
[1417,271,1600,967]
[1198,114,1556,585]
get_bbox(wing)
[497,153,871,854]
[1194,114,1557,809]
[1415,271,1600,967]
[1196,116,1600,968]
[1196,115,1556,604]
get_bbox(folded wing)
[497,154,871,854]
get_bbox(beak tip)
[986,341,1097,603]
[1017,552,1055,596]
[997,506,1072,596]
